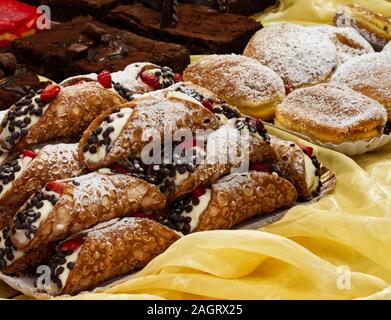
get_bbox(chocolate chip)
[89,145,97,154]
[20,128,28,136]
[67,262,75,270]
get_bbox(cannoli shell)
[194,171,298,231]
[60,217,181,296]
[11,172,166,251]
[79,90,220,170]
[0,143,85,229]
[0,82,125,151]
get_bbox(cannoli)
[116,117,275,202]
[9,171,165,251]
[270,136,322,200]
[0,144,84,229]
[78,89,220,170]
[0,82,125,151]
[41,217,180,296]
[159,171,297,234]
[0,226,55,275]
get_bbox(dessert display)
[105,3,261,54]
[331,52,391,121]
[13,17,190,82]
[274,83,388,144]
[334,4,391,51]
[183,54,285,120]
[243,23,338,93]
[0,52,44,111]
[0,0,40,47]
[309,25,374,65]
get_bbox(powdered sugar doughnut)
[310,25,374,65]
[183,54,285,120]
[243,23,338,93]
[332,52,391,120]
[275,83,387,144]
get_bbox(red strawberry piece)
[131,212,155,220]
[173,73,183,82]
[299,145,313,157]
[23,149,36,159]
[40,84,61,102]
[97,70,112,88]
[250,162,270,172]
[47,181,65,194]
[61,238,84,252]
[140,71,161,90]
[108,164,129,174]
[201,99,214,112]
[192,186,206,198]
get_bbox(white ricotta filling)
[303,154,320,193]
[181,189,211,232]
[0,228,25,266]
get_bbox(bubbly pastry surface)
[243,23,338,90]
[275,83,388,144]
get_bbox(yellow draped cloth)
[2,0,391,300]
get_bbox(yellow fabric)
[1,0,391,300]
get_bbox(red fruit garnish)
[173,73,183,82]
[284,84,292,95]
[178,138,199,151]
[97,70,112,88]
[299,145,313,157]
[23,149,36,159]
[40,84,61,102]
[47,181,64,194]
[247,118,264,130]
[131,212,155,220]
[108,164,129,174]
[61,238,84,252]
[140,71,160,90]
[250,162,270,172]
[192,186,206,198]
[201,99,214,112]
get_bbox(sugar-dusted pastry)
[41,217,180,296]
[310,25,374,65]
[117,117,275,202]
[0,143,84,229]
[331,52,391,120]
[0,82,125,151]
[275,83,388,144]
[334,4,391,51]
[243,23,338,93]
[0,226,56,275]
[79,89,220,170]
[383,42,391,52]
[10,171,165,251]
[160,171,297,234]
[270,136,322,200]
[183,54,285,120]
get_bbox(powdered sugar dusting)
[310,25,374,65]
[243,23,338,89]
[184,54,285,103]
[277,83,387,131]
[383,41,391,52]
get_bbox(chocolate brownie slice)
[13,16,190,82]
[0,52,43,111]
[105,3,262,54]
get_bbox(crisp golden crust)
[243,23,338,91]
[194,171,297,232]
[275,84,387,144]
[62,218,180,295]
[183,54,285,120]
[332,52,391,120]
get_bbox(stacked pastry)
[0,62,330,296]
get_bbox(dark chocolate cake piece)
[13,16,190,82]
[0,52,42,111]
[105,3,262,54]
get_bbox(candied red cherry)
[23,149,36,159]
[61,238,84,252]
[97,70,112,89]
[47,181,65,194]
[299,145,313,157]
[247,118,264,130]
[131,212,155,220]
[140,71,161,90]
[40,84,61,102]
[173,73,183,82]
[201,99,214,112]
[192,186,206,198]
[250,162,269,172]
[108,164,129,174]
